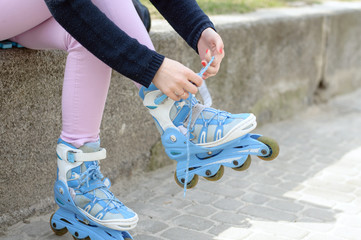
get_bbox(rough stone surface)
[1,1,361,230]
[317,5,361,101]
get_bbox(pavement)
[2,89,361,240]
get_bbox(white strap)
[68,148,107,162]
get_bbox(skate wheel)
[50,213,68,236]
[174,172,199,189]
[232,156,251,171]
[204,165,224,181]
[257,136,280,161]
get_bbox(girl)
[1,0,256,238]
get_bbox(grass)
[140,0,319,19]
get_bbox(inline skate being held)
[50,139,137,240]
[139,60,279,189]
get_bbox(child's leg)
[11,18,112,148]
[11,0,155,147]
[0,0,51,41]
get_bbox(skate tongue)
[78,141,102,173]
[79,141,101,153]
[183,103,206,129]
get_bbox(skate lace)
[198,109,230,129]
[183,57,215,196]
[153,57,215,196]
[77,164,125,211]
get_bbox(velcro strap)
[67,148,106,163]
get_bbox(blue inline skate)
[139,61,279,189]
[50,139,137,240]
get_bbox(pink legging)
[0,0,153,147]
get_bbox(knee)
[65,33,87,53]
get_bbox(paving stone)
[333,225,361,240]
[241,193,271,205]
[136,219,169,234]
[244,221,310,239]
[200,181,246,198]
[132,203,181,220]
[301,187,355,204]
[213,198,245,211]
[148,195,193,210]
[17,221,50,238]
[0,235,28,240]
[334,201,361,215]
[161,227,213,240]
[267,199,304,213]
[248,174,282,186]
[337,214,361,228]
[305,178,357,193]
[239,205,297,222]
[347,178,361,187]
[208,223,252,237]
[302,208,337,222]
[212,225,252,240]
[250,184,286,198]
[294,221,335,232]
[183,203,219,217]
[173,190,220,205]
[134,234,163,240]
[224,178,253,190]
[172,214,215,231]
[296,191,337,209]
[210,212,249,225]
[247,233,289,240]
[305,233,345,240]
[277,182,304,192]
[267,169,287,178]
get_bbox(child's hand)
[152,58,203,101]
[197,28,225,79]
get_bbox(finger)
[180,91,189,100]
[187,71,203,88]
[183,79,199,95]
[169,93,181,101]
[206,64,219,75]
[210,49,224,68]
[215,37,225,57]
[165,89,181,101]
[202,73,208,80]
[210,40,225,67]
[204,49,212,62]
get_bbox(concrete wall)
[1,1,361,230]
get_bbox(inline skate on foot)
[50,139,137,240]
[140,84,279,189]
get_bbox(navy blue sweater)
[44,0,215,87]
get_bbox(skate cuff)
[67,149,107,163]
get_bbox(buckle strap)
[67,148,107,163]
